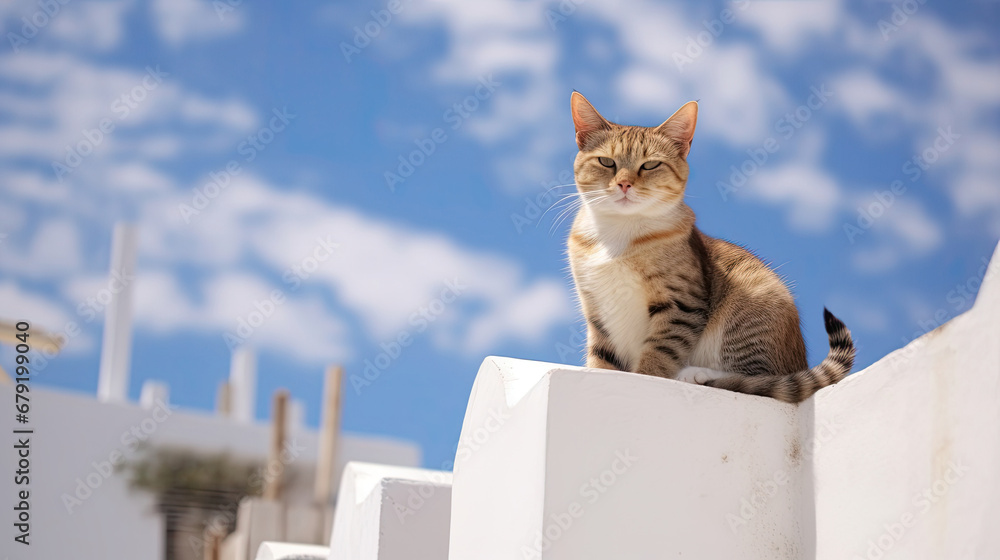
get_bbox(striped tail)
[706,308,856,403]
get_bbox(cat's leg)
[636,300,706,379]
[585,318,630,371]
[676,366,738,385]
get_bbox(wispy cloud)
[151,0,244,46]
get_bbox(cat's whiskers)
[541,182,580,194]
[551,192,615,234]
[554,193,616,231]
[538,187,608,233]
[535,192,590,228]
[550,197,587,234]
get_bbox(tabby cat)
[567,92,854,403]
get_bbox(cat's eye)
[597,157,616,168]
[641,161,661,171]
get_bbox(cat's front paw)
[676,366,734,385]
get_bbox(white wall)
[0,385,420,560]
[257,541,329,560]
[447,243,1000,560]
[449,357,811,559]
[328,462,452,560]
[810,242,1000,559]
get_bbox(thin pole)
[313,365,344,504]
[97,223,137,402]
[263,389,289,500]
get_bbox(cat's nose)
[618,181,632,193]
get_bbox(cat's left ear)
[656,101,698,159]
[571,91,611,150]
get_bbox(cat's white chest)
[579,250,648,370]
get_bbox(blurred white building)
[0,381,420,560]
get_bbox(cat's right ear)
[571,92,611,150]
[656,101,698,159]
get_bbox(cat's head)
[571,92,697,218]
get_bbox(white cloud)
[105,162,175,192]
[387,0,795,191]
[947,132,1000,235]
[49,0,133,52]
[832,70,914,128]
[134,134,184,160]
[884,199,943,254]
[389,0,565,191]
[680,44,789,145]
[1,218,83,279]
[178,96,258,131]
[744,162,843,232]
[849,199,943,274]
[0,0,131,55]
[0,205,26,232]
[616,66,682,114]
[139,176,575,355]
[0,19,572,359]
[1,170,72,204]
[952,173,1000,236]
[596,2,790,145]
[0,281,74,333]
[738,0,844,51]
[386,0,1000,263]
[151,0,243,46]
[830,16,1000,236]
[402,0,544,43]
[0,281,93,354]
[0,52,258,165]
[127,270,352,363]
[464,279,571,353]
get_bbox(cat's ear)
[571,91,611,150]
[656,101,698,158]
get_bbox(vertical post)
[139,380,169,409]
[263,389,289,501]
[97,223,137,402]
[313,365,343,505]
[288,399,305,437]
[216,381,232,418]
[229,347,256,423]
[202,527,220,560]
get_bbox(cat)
[566,92,855,403]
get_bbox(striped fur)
[567,92,855,403]
[703,309,855,403]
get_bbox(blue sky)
[1,0,998,468]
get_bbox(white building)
[0,382,420,560]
